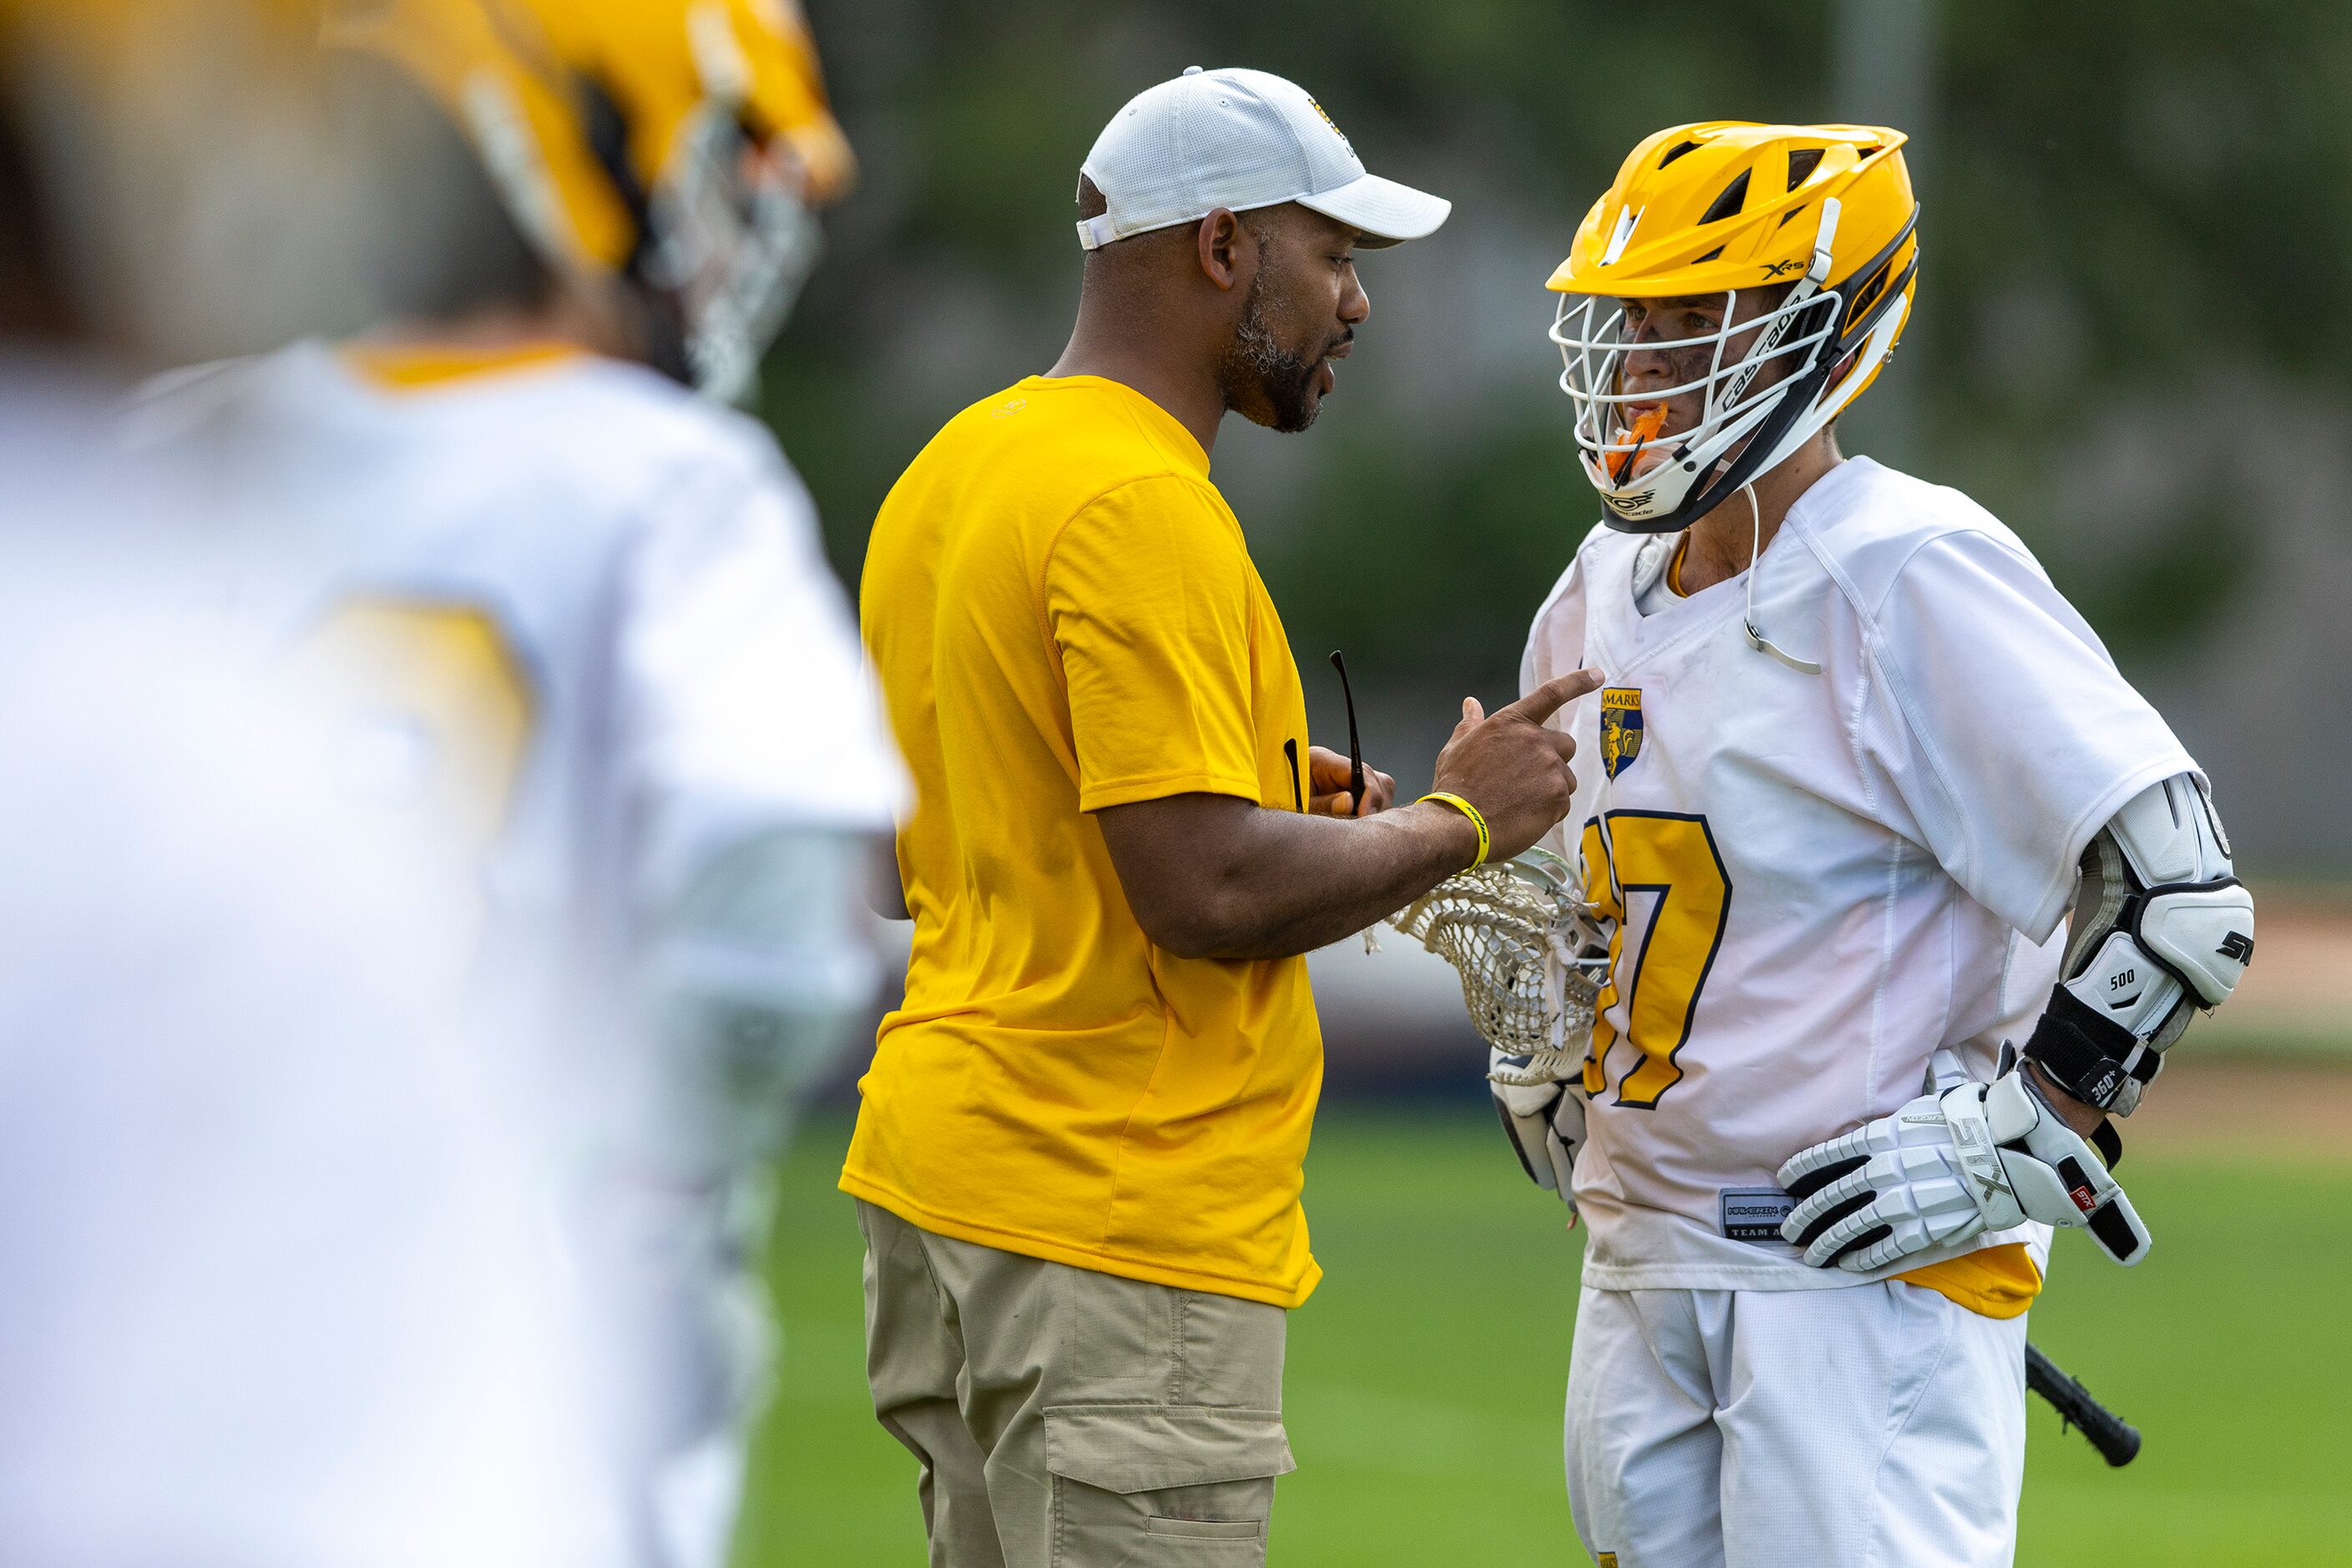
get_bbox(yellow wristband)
[1418,792,1490,869]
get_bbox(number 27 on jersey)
[1577,812,1732,1109]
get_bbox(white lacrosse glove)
[1489,1044,1586,1212]
[1778,1047,2152,1273]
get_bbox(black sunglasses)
[1328,650,1364,816]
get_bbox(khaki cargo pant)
[856,1201,1292,1567]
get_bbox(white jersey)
[0,368,617,1568]
[1523,457,2196,1294]
[141,341,901,1143]
[134,341,903,1568]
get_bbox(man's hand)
[1429,668,1604,861]
[1307,745,1394,817]
[1094,670,1601,962]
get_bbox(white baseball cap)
[1076,67,1451,251]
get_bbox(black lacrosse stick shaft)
[2025,1341,2141,1468]
[1328,650,1365,813]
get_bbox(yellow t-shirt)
[843,375,1324,1308]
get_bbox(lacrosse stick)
[1387,846,1612,1065]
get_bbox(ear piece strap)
[1739,483,1822,675]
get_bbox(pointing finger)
[1504,667,1604,726]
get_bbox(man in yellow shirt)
[849,68,1601,1565]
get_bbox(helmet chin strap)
[1739,483,1822,675]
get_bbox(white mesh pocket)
[1388,847,1609,1057]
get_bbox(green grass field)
[733,1110,2352,1566]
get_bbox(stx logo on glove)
[2218,931,2253,964]
[1777,1054,2155,1272]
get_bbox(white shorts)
[1564,1281,2026,1568]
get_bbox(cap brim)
[1297,173,1450,248]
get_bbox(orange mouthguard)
[1609,404,1671,484]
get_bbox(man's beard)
[1217,273,1325,434]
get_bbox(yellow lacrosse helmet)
[324,0,855,402]
[4,0,337,357]
[1546,122,1920,532]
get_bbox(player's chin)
[1267,372,1327,434]
[1232,355,1326,432]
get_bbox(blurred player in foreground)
[134,3,901,1565]
[1489,123,2254,1564]
[0,5,615,1564]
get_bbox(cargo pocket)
[1044,1404,1293,1567]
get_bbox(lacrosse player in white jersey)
[0,6,620,1563]
[1489,122,2255,1566]
[136,3,901,1565]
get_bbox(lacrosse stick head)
[1387,847,1611,1060]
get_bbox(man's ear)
[1196,207,1253,293]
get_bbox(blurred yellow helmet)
[1546,121,1920,532]
[325,0,855,401]
[4,0,340,358]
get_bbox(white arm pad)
[642,827,883,1176]
[2103,772,2250,1005]
[2031,774,2253,1113]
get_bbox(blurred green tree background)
[762,0,2352,868]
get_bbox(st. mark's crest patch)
[1600,687,1643,780]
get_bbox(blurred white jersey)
[0,369,617,1568]
[135,341,903,1568]
[1523,458,2195,1294]
[142,342,900,1151]
[150,341,896,996]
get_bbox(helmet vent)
[1847,261,1891,324]
[1658,138,1703,169]
[1698,169,1751,225]
[1693,245,1724,264]
[1785,148,1823,190]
